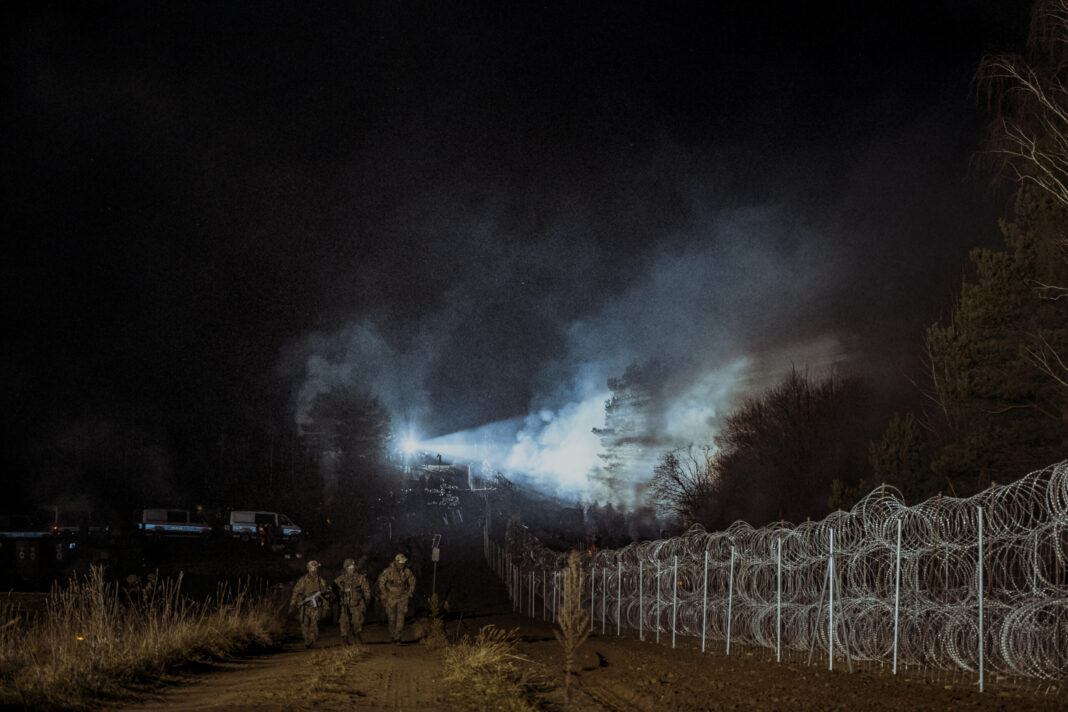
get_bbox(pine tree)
[922,189,1068,492]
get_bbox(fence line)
[484,460,1068,686]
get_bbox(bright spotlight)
[402,438,419,454]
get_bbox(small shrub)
[424,592,448,650]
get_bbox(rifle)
[301,590,328,608]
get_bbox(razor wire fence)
[483,460,1068,690]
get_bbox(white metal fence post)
[656,560,661,644]
[590,566,596,631]
[672,555,678,649]
[978,506,984,693]
[702,549,708,653]
[829,529,835,671]
[602,567,607,634]
[893,519,901,675]
[553,570,558,623]
[727,545,735,655]
[776,537,782,663]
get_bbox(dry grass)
[443,624,552,712]
[0,566,285,711]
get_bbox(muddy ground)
[111,541,1065,712]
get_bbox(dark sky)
[1,1,1032,498]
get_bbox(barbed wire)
[491,460,1068,682]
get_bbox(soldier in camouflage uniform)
[289,559,331,648]
[334,557,371,645]
[376,553,416,643]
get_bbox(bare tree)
[977,0,1068,391]
[978,0,1068,208]
[650,445,716,525]
[710,369,879,527]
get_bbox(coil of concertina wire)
[492,460,1068,681]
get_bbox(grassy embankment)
[0,566,285,710]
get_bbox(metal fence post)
[656,560,661,644]
[553,570,558,623]
[893,519,901,675]
[978,506,984,693]
[617,559,622,636]
[591,566,596,631]
[702,549,708,653]
[776,538,782,663]
[727,545,735,655]
[602,567,607,634]
[672,555,678,649]
[829,529,835,671]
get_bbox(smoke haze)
[286,206,867,504]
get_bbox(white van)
[138,509,212,538]
[227,510,302,542]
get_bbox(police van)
[226,510,302,543]
[139,508,212,538]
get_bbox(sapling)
[553,551,590,705]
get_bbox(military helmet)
[394,553,408,564]
[343,557,356,569]
[307,559,320,571]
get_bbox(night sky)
[2,1,1032,502]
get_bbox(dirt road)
[115,546,1066,712]
[120,622,450,712]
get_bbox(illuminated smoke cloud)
[284,207,857,505]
